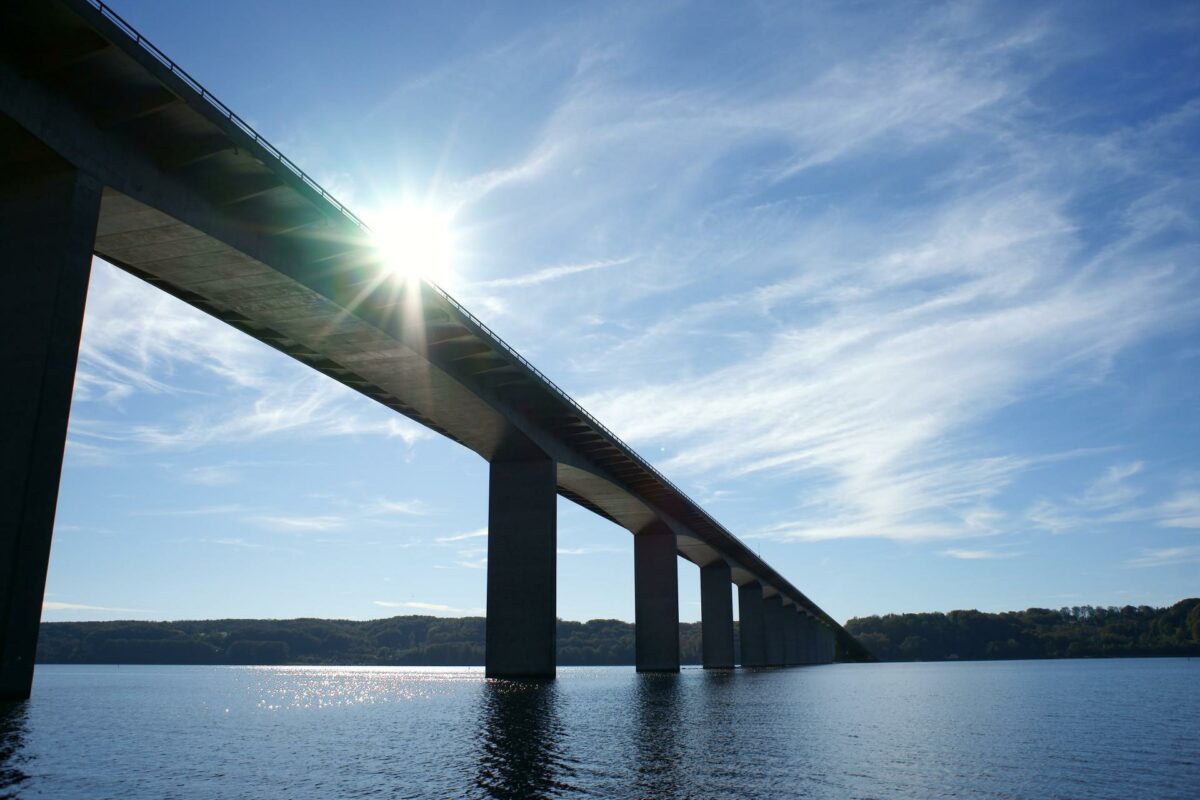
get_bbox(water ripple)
[1,659,1196,798]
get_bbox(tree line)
[845,598,1200,661]
[38,598,1200,666]
[36,616,708,666]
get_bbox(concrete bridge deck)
[0,0,868,697]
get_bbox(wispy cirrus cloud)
[557,546,624,556]
[179,464,241,487]
[365,499,430,517]
[941,548,1021,561]
[435,528,487,543]
[42,601,151,614]
[372,600,482,615]
[1029,467,1200,534]
[69,262,431,456]
[254,515,346,532]
[1027,462,1147,533]
[1126,547,1200,569]
[199,537,305,556]
[130,504,245,517]
[1156,490,1200,530]
[477,256,634,289]
[413,2,1200,553]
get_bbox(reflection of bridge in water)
[0,0,868,699]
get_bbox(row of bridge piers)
[486,458,838,678]
[2,169,835,700]
[0,166,838,698]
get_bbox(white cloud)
[42,601,150,613]
[130,504,244,517]
[181,464,240,486]
[200,537,303,555]
[1029,468,1200,534]
[940,548,1021,560]
[254,515,346,532]
[435,528,488,543]
[556,546,624,556]
[204,537,265,549]
[477,256,634,289]
[373,600,482,615]
[365,499,430,517]
[1126,547,1200,569]
[1081,462,1146,510]
[1157,490,1200,530]
[1027,462,1146,533]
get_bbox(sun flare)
[370,203,456,285]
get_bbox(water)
[2,659,1196,799]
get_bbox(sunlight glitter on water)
[238,666,486,711]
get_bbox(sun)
[369,203,456,285]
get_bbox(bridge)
[0,0,869,699]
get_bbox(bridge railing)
[84,0,370,233]
[81,0,803,617]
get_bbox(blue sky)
[44,0,1200,625]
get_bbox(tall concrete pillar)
[783,606,800,666]
[486,456,557,679]
[764,595,785,666]
[699,561,734,669]
[798,614,815,664]
[634,521,679,673]
[737,582,766,667]
[0,165,101,701]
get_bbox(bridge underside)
[0,0,865,697]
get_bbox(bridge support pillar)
[699,561,734,669]
[737,582,766,667]
[805,616,819,664]
[486,455,557,679]
[783,606,800,665]
[634,522,679,673]
[764,595,785,666]
[0,164,101,701]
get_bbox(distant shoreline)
[38,599,1200,666]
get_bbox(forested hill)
[846,599,1200,662]
[37,599,1200,666]
[36,617,704,666]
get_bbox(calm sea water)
[1,659,1196,799]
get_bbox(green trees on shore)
[846,598,1200,661]
[37,598,1200,666]
[36,617,707,666]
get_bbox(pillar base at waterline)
[737,582,767,668]
[700,561,735,669]
[635,522,680,673]
[485,456,557,679]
